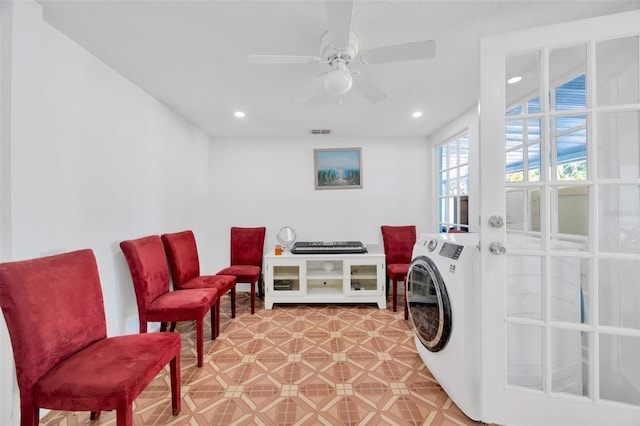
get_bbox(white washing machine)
[407,233,481,421]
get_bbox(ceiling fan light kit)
[247,0,436,102]
[324,58,353,95]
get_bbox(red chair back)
[120,236,170,321]
[380,225,417,265]
[161,230,200,289]
[230,227,266,267]
[0,250,107,412]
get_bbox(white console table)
[263,245,386,309]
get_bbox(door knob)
[489,242,507,255]
[489,215,504,228]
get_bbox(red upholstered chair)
[120,235,218,368]
[217,226,266,315]
[381,225,417,319]
[161,230,237,337]
[0,249,181,426]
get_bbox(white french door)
[480,10,640,425]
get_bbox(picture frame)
[314,147,362,190]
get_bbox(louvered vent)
[310,129,331,135]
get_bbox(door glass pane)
[506,189,541,236]
[528,119,541,142]
[506,51,540,111]
[506,190,525,231]
[551,328,589,397]
[597,111,640,179]
[597,36,639,106]
[506,120,524,148]
[507,105,523,116]
[554,75,587,111]
[507,323,543,390]
[598,185,640,253]
[555,186,589,238]
[506,148,524,182]
[550,257,588,324]
[599,258,640,330]
[528,97,541,114]
[507,256,542,320]
[550,44,586,111]
[529,189,541,233]
[506,189,541,233]
[555,115,587,181]
[599,334,640,405]
[528,143,541,182]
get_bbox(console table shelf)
[264,246,386,309]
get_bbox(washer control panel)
[439,242,464,260]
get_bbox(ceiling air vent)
[310,129,331,135]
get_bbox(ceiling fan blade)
[354,75,386,104]
[248,55,322,65]
[358,40,436,64]
[325,0,354,48]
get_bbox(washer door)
[406,255,452,352]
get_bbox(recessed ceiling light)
[412,111,423,118]
[234,111,245,118]
[507,76,522,84]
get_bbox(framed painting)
[314,148,362,190]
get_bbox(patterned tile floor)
[41,293,481,425]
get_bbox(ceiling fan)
[247,0,436,103]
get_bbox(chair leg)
[230,288,236,318]
[392,279,398,312]
[21,400,38,426]
[160,322,167,332]
[196,318,204,368]
[90,411,101,420]
[116,402,133,426]
[210,304,216,340]
[215,301,220,338]
[250,281,256,315]
[404,281,409,320]
[170,354,181,415]
[170,322,177,332]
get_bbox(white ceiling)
[38,0,640,139]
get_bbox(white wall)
[0,1,211,424]
[202,136,431,273]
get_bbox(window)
[438,132,469,232]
